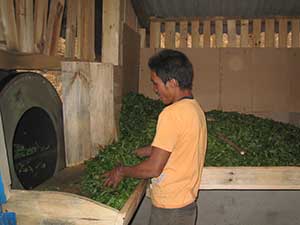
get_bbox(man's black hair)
[148,49,194,90]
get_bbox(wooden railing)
[141,17,300,48]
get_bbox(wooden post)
[292,19,300,48]
[215,19,223,48]
[265,19,275,48]
[279,18,288,48]
[0,0,19,50]
[44,0,65,55]
[139,28,146,48]
[191,20,200,48]
[240,19,249,47]
[34,0,48,53]
[252,19,261,47]
[203,20,211,48]
[102,0,122,65]
[61,62,117,166]
[150,21,160,48]
[65,0,78,58]
[227,19,237,47]
[165,21,176,48]
[179,21,188,48]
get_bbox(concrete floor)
[130,190,300,225]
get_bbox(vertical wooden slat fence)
[146,17,300,49]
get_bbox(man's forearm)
[120,158,159,179]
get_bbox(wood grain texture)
[179,21,188,48]
[191,20,200,48]
[65,0,78,58]
[150,21,160,48]
[240,19,249,47]
[292,19,300,47]
[34,0,48,53]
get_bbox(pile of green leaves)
[81,93,164,210]
[205,110,300,166]
[81,93,300,209]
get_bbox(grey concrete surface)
[130,190,300,225]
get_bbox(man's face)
[150,71,173,105]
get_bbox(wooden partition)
[144,17,300,49]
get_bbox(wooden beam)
[252,19,261,47]
[65,0,78,58]
[203,20,211,48]
[191,20,200,48]
[44,0,65,56]
[139,28,146,48]
[240,19,249,47]
[279,18,288,48]
[102,0,122,65]
[16,0,34,53]
[34,0,48,53]
[179,21,188,48]
[150,21,160,48]
[292,19,300,48]
[265,19,275,47]
[165,21,176,48]
[0,50,62,70]
[227,19,237,47]
[215,20,223,48]
[200,167,300,190]
[0,0,19,50]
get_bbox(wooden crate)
[3,180,147,225]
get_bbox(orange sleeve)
[151,110,178,152]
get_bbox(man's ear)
[167,79,179,88]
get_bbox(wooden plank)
[240,19,249,47]
[89,63,117,155]
[200,167,300,189]
[279,18,288,48]
[179,21,188,48]
[139,28,146,48]
[0,113,11,199]
[150,21,160,48]
[203,20,211,48]
[265,19,275,48]
[65,0,78,58]
[165,21,176,48]
[16,0,34,52]
[102,0,121,65]
[292,19,300,48]
[44,0,65,56]
[191,20,200,48]
[215,19,223,48]
[0,6,6,49]
[34,0,48,53]
[227,19,237,47]
[252,19,261,48]
[0,49,62,70]
[0,0,19,50]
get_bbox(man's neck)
[173,89,193,103]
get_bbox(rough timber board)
[3,180,147,225]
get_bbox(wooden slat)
[179,21,188,48]
[279,19,288,48]
[16,0,34,53]
[165,21,176,48]
[240,19,249,47]
[215,19,223,48]
[150,21,160,48]
[265,19,275,47]
[227,19,237,47]
[44,0,65,55]
[65,0,78,58]
[200,167,300,190]
[291,19,300,48]
[191,20,200,48]
[0,4,5,47]
[252,19,261,48]
[203,20,211,48]
[0,0,19,50]
[34,0,48,53]
[139,28,146,48]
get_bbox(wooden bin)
[3,180,147,225]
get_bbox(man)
[104,49,207,225]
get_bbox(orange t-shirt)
[150,98,207,208]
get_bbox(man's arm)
[135,145,152,157]
[103,146,170,188]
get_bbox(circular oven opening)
[13,107,57,189]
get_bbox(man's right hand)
[135,146,152,158]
